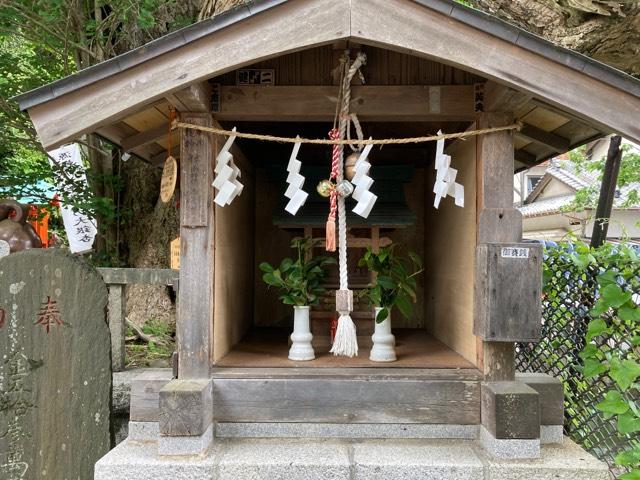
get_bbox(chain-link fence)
[516,245,640,477]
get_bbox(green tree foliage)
[563,143,640,213]
[0,1,199,258]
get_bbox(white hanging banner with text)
[48,144,97,254]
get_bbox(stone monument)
[0,249,111,479]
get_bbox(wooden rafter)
[514,149,537,166]
[121,124,167,152]
[517,124,570,152]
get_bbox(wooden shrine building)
[14,0,640,475]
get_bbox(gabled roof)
[525,163,591,204]
[13,0,640,111]
[12,0,640,163]
[520,160,640,218]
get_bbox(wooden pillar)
[177,112,215,380]
[476,112,519,382]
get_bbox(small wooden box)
[474,243,542,342]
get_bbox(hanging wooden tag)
[170,237,180,269]
[160,155,178,203]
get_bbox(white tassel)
[330,313,358,357]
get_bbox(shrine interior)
[208,44,482,368]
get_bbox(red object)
[27,205,49,248]
[325,128,340,252]
[330,316,338,343]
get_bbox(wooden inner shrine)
[173,46,476,369]
[65,44,612,371]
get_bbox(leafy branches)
[562,143,640,213]
[548,240,640,478]
[357,244,423,323]
[260,237,336,307]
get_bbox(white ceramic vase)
[370,307,397,362]
[288,306,315,361]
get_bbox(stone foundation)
[96,437,608,480]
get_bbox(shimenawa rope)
[172,121,522,146]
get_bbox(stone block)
[353,440,484,479]
[128,421,160,442]
[94,437,609,480]
[482,381,540,439]
[218,438,351,480]
[130,369,174,422]
[482,438,609,479]
[215,422,479,439]
[541,425,564,445]
[516,372,564,425]
[94,439,218,480]
[159,424,214,456]
[480,426,540,459]
[159,379,213,436]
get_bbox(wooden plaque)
[159,155,177,203]
[474,242,543,342]
[170,237,180,269]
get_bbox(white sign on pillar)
[48,144,98,254]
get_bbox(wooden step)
[211,368,481,425]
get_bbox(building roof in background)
[519,194,575,218]
[519,158,640,218]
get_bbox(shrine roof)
[9,0,640,169]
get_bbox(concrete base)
[95,437,608,480]
[129,421,159,442]
[158,423,213,456]
[479,426,540,459]
[215,423,478,439]
[541,425,564,445]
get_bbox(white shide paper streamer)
[213,127,244,207]
[433,130,464,209]
[284,138,308,215]
[351,142,377,218]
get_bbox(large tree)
[469,0,640,76]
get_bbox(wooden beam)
[216,85,475,121]
[166,82,212,113]
[514,149,538,166]
[177,112,215,379]
[121,124,167,152]
[477,113,515,209]
[482,81,533,117]
[517,123,570,152]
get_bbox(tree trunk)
[470,0,640,76]
[120,157,179,328]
